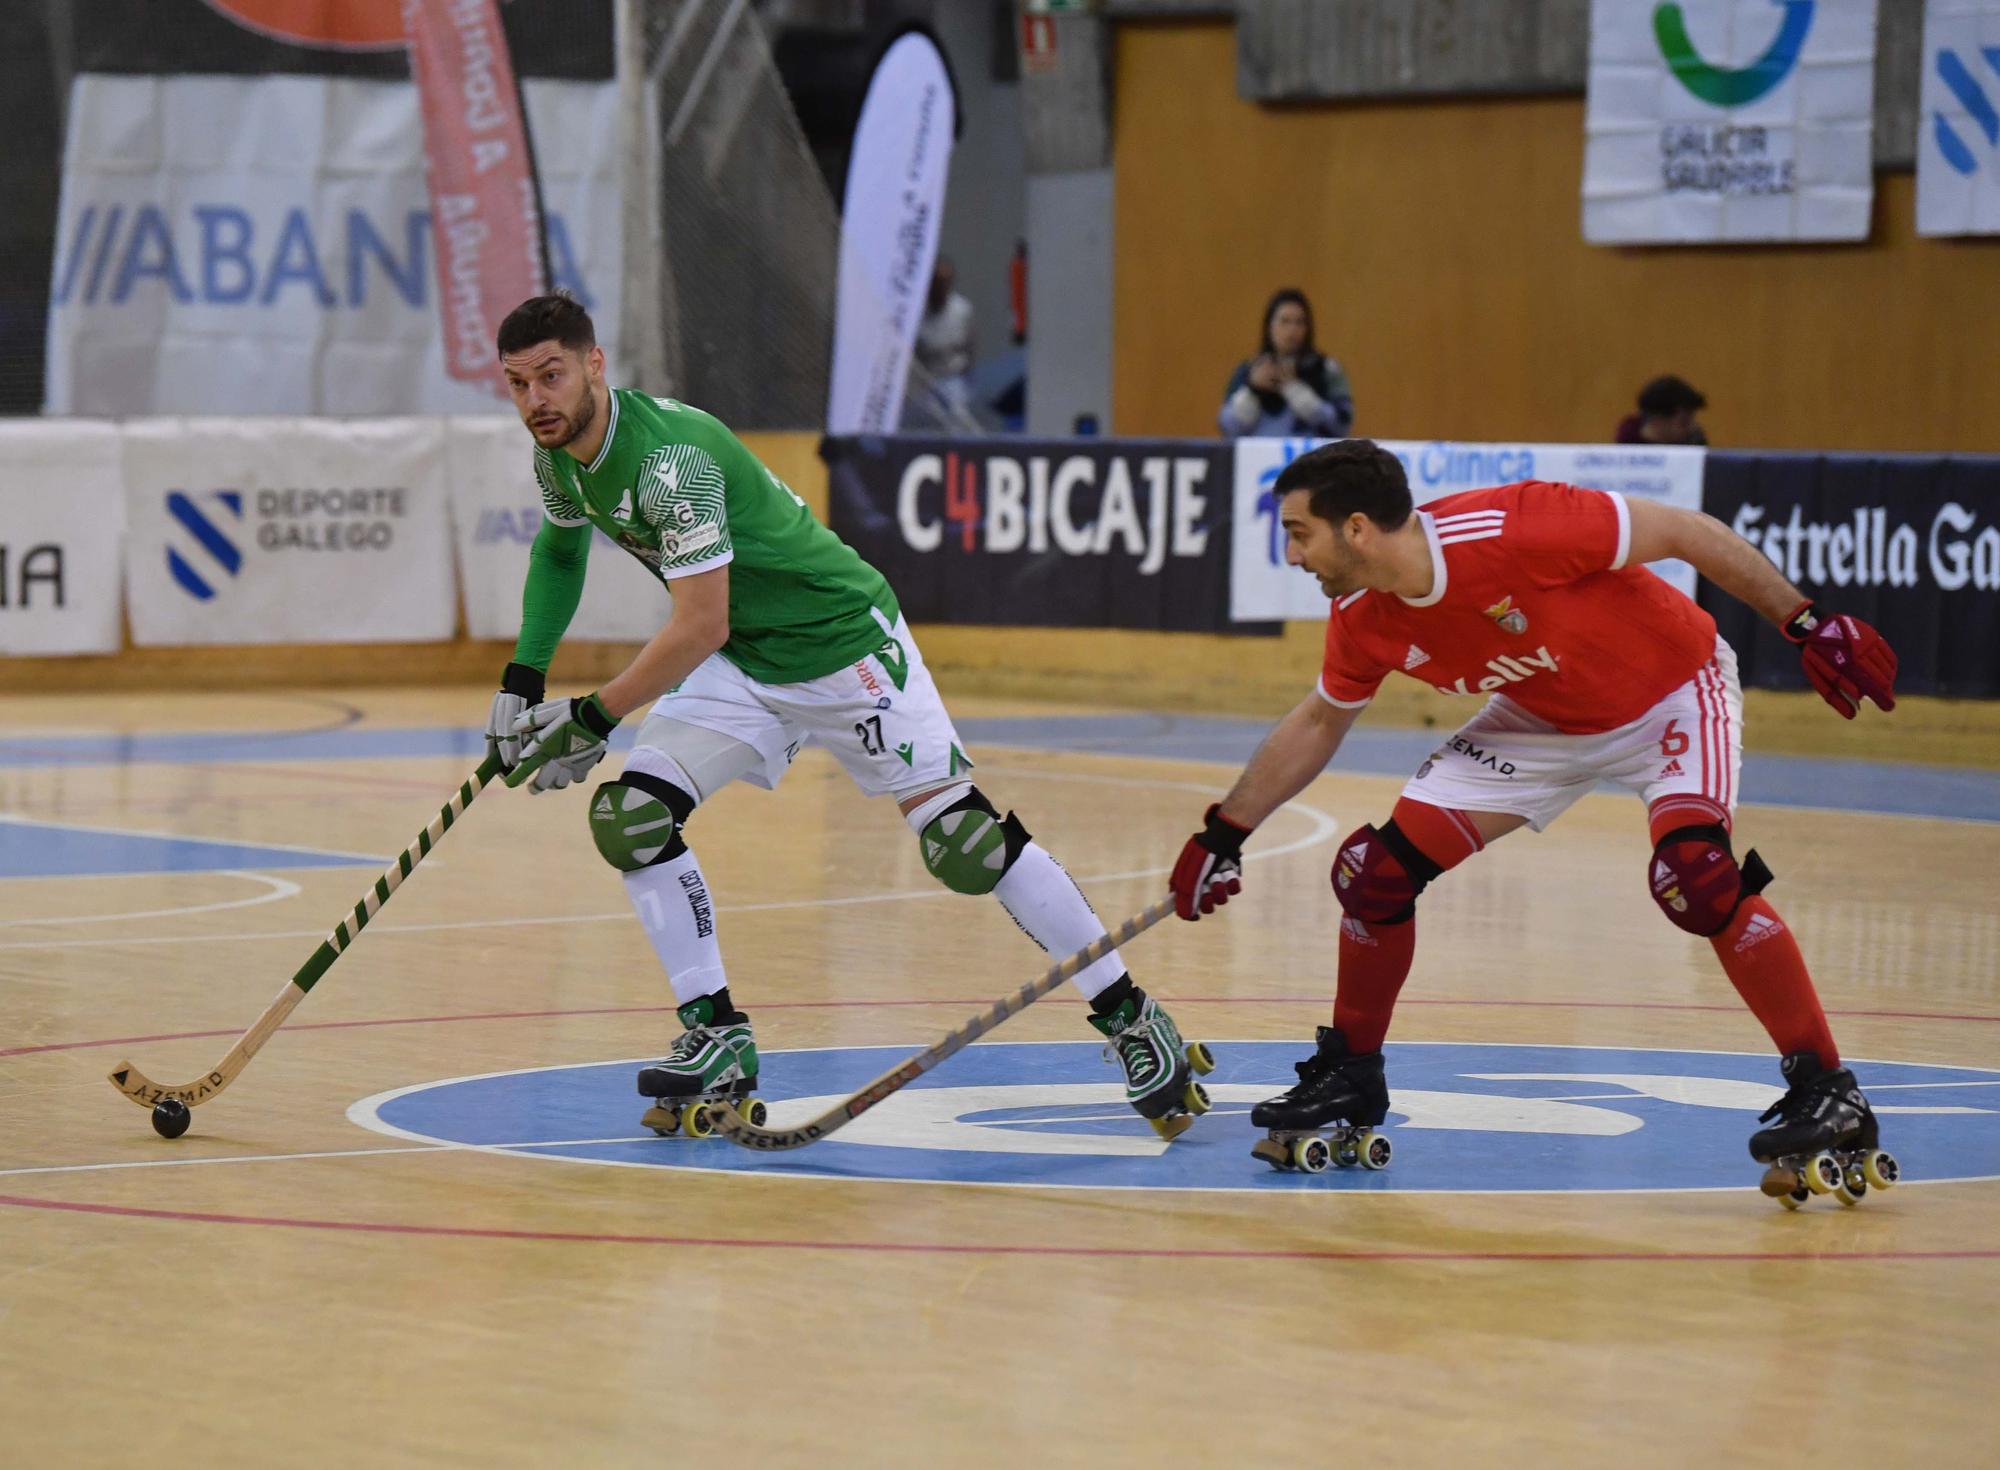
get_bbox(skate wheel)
[1293,1136,1333,1173]
[1251,1136,1293,1171]
[1778,1186,1810,1210]
[1183,1081,1212,1117]
[642,1104,680,1137]
[1835,1172,1866,1207]
[1804,1152,1843,1195]
[1333,1139,1359,1168]
[1151,1112,1194,1142]
[1185,1041,1216,1076]
[1355,1130,1392,1170]
[736,1097,769,1127]
[1861,1149,1899,1191]
[680,1102,715,1139]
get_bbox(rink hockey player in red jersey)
[1168,440,1902,1204]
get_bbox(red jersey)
[1317,482,1716,734]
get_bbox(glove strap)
[1201,802,1253,858]
[501,661,547,703]
[573,692,619,740]
[1780,601,1826,645]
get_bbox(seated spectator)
[1616,374,1709,445]
[912,256,976,423]
[1219,288,1354,439]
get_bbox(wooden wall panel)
[1112,21,2000,452]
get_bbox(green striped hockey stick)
[709,896,1178,1152]
[108,752,504,1112]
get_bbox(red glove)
[1783,602,1897,720]
[1170,804,1251,920]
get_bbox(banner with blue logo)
[1918,0,2000,235]
[121,417,456,646]
[1229,439,1706,623]
[44,74,621,417]
[1583,0,1878,243]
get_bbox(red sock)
[1331,799,1484,1053]
[1711,896,1840,1067]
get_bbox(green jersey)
[513,388,898,685]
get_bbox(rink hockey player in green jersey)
[487,293,1212,1140]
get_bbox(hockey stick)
[107,752,505,1111]
[709,895,1178,1152]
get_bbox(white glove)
[506,693,617,795]
[485,663,547,771]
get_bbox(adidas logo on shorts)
[1660,758,1685,777]
[1403,644,1431,670]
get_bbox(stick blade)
[107,1061,229,1108]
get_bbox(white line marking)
[0,871,301,928]
[0,764,1340,952]
[0,1143,449,1177]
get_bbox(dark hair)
[1637,374,1705,418]
[497,291,596,358]
[1260,287,1317,358]
[1273,439,1412,531]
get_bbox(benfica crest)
[1484,595,1529,635]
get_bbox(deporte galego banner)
[122,417,456,646]
[824,436,1261,632]
[1700,453,2000,697]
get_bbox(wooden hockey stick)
[108,752,505,1110]
[709,895,1178,1152]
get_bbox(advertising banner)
[0,421,125,656]
[403,0,548,394]
[1230,439,1707,622]
[446,416,671,644]
[122,417,456,646]
[1583,0,1878,243]
[824,435,1258,632]
[1700,453,2000,696]
[45,74,618,416]
[827,30,957,434]
[1917,0,2000,235]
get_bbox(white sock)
[624,849,727,1006]
[992,842,1126,1001]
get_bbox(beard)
[529,389,597,450]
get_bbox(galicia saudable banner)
[826,30,958,435]
[1583,0,1878,243]
[403,0,548,394]
[1916,0,2000,236]
[824,436,1268,634]
[1699,453,2000,697]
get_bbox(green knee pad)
[921,798,1029,895]
[590,779,685,871]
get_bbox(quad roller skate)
[1088,988,1216,1141]
[1749,1051,1899,1210]
[637,997,767,1138]
[1250,1026,1393,1175]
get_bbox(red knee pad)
[1649,824,1773,937]
[1332,821,1440,925]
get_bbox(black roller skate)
[1749,1051,1899,1209]
[1087,987,1216,1142]
[1250,1026,1393,1174]
[636,995,767,1138]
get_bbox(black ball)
[151,1098,192,1139]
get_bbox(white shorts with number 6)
[630,614,973,801]
[1402,638,1743,833]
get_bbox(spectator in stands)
[1616,375,1709,445]
[1219,288,1355,439]
[912,256,976,423]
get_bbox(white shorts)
[626,615,972,802]
[1402,639,1743,833]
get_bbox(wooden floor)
[3,688,1997,1468]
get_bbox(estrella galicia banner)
[1700,452,2000,697]
[121,417,456,646]
[1583,0,1878,243]
[1917,0,2000,236]
[823,436,1265,633]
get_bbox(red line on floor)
[8,997,1999,1060]
[3,1192,1994,1263]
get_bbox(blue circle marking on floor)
[350,1042,2000,1194]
